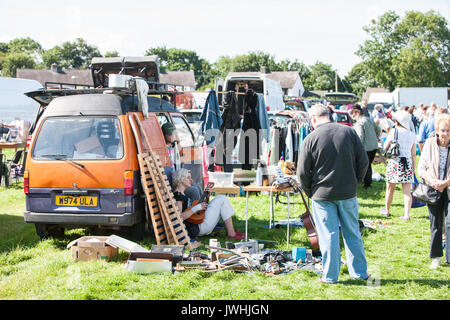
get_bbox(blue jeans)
[311,197,368,283]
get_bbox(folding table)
[242,184,295,248]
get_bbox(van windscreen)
[32,117,124,160]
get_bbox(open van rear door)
[214,77,224,105]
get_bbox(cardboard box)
[67,236,118,262]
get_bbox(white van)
[215,74,285,111]
[0,77,42,123]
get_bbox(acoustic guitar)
[288,178,320,251]
[186,182,215,224]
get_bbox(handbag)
[411,175,426,208]
[412,180,442,205]
[413,145,450,205]
[384,128,400,158]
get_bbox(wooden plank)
[137,155,169,245]
[138,153,174,244]
[128,113,170,245]
[142,155,188,246]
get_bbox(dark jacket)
[239,89,261,170]
[199,90,223,146]
[297,122,368,201]
[214,91,241,169]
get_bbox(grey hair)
[435,113,450,132]
[308,104,329,118]
[374,104,383,110]
[173,168,190,188]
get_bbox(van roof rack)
[27,79,185,106]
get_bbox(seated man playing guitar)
[173,168,244,241]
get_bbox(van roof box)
[91,56,160,88]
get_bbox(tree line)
[0,10,448,98]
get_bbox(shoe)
[380,208,391,217]
[351,273,372,281]
[430,257,441,269]
[319,277,336,284]
[227,230,245,241]
[400,216,411,221]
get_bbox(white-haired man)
[297,104,370,284]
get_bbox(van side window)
[156,114,170,126]
[171,116,194,148]
[32,117,124,160]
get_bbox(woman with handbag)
[417,113,450,269]
[380,110,417,220]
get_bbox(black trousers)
[427,192,450,262]
[364,149,377,187]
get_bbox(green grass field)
[0,161,449,300]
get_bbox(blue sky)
[1,0,449,76]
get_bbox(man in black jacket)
[297,104,370,284]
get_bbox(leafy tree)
[393,40,447,87]
[231,51,279,73]
[344,62,378,98]
[356,10,449,90]
[145,46,213,88]
[1,53,36,77]
[42,38,101,69]
[306,61,336,91]
[0,37,42,75]
[213,56,234,79]
[7,37,43,58]
[0,42,8,54]
[104,51,120,57]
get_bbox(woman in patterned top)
[381,111,417,220]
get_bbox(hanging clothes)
[199,90,222,146]
[268,127,279,166]
[285,123,294,162]
[214,91,241,172]
[238,89,261,170]
[256,93,270,143]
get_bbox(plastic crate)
[208,172,234,187]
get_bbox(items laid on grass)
[66,234,323,275]
[359,219,393,230]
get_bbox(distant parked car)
[180,109,204,145]
[332,109,353,127]
[284,96,308,112]
[324,92,358,107]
